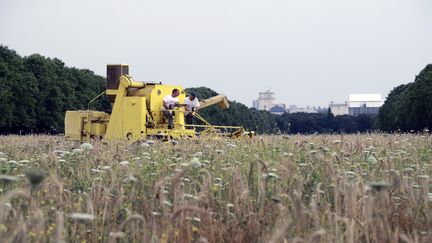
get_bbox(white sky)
[1,0,431,107]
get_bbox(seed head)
[369,181,391,192]
[24,168,46,186]
[0,175,20,184]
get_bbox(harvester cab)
[64,64,253,141]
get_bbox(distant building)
[330,101,349,116]
[269,104,287,115]
[316,107,329,114]
[252,90,276,111]
[288,105,318,114]
[348,94,383,116]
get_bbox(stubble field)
[0,134,431,242]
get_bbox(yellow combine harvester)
[65,64,253,141]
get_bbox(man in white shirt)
[162,89,180,129]
[184,92,200,125]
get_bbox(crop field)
[0,134,431,242]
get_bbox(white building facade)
[329,101,349,116]
[348,94,383,116]
[253,90,276,111]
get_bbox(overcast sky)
[1,0,431,107]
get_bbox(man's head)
[171,89,180,97]
[189,92,196,100]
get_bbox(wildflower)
[404,168,414,172]
[109,232,125,239]
[19,160,30,164]
[119,161,130,166]
[80,143,93,150]
[163,200,173,207]
[123,175,138,183]
[184,193,196,199]
[7,160,17,165]
[91,169,103,173]
[69,213,95,221]
[266,173,280,179]
[344,171,356,177]
[72,148,84,154]
[215,150,224,154]
[190,157,201,168]
[193,152,203,157]
[152,211,161,216]
[227,203,234,208]
[192,217,201,222]
[367,155,377,164]
[332,140,342,144]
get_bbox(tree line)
[378,64,432,132]
[1,45,431,134]
[0,45,109,134]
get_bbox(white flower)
[120,161,131,166]
[215,150,224,154]
[193,152,203,157]
[266,173,280,179]
[72,148,84,154]
[69,213,95,220]
[19,160,30,164]
[345,171,356,176]
[192,217,201,222]
[80,143,93,150]
[91,169,103,173]
[123,175,138,183]
[190,157,201,168]
[163,200,173,207]
[367,155,377,164]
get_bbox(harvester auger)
[64,64,254,141]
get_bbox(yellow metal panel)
[122,97,147,140]
[65,110,109,141]
[65,111,83,140]
[91,123,106,136]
